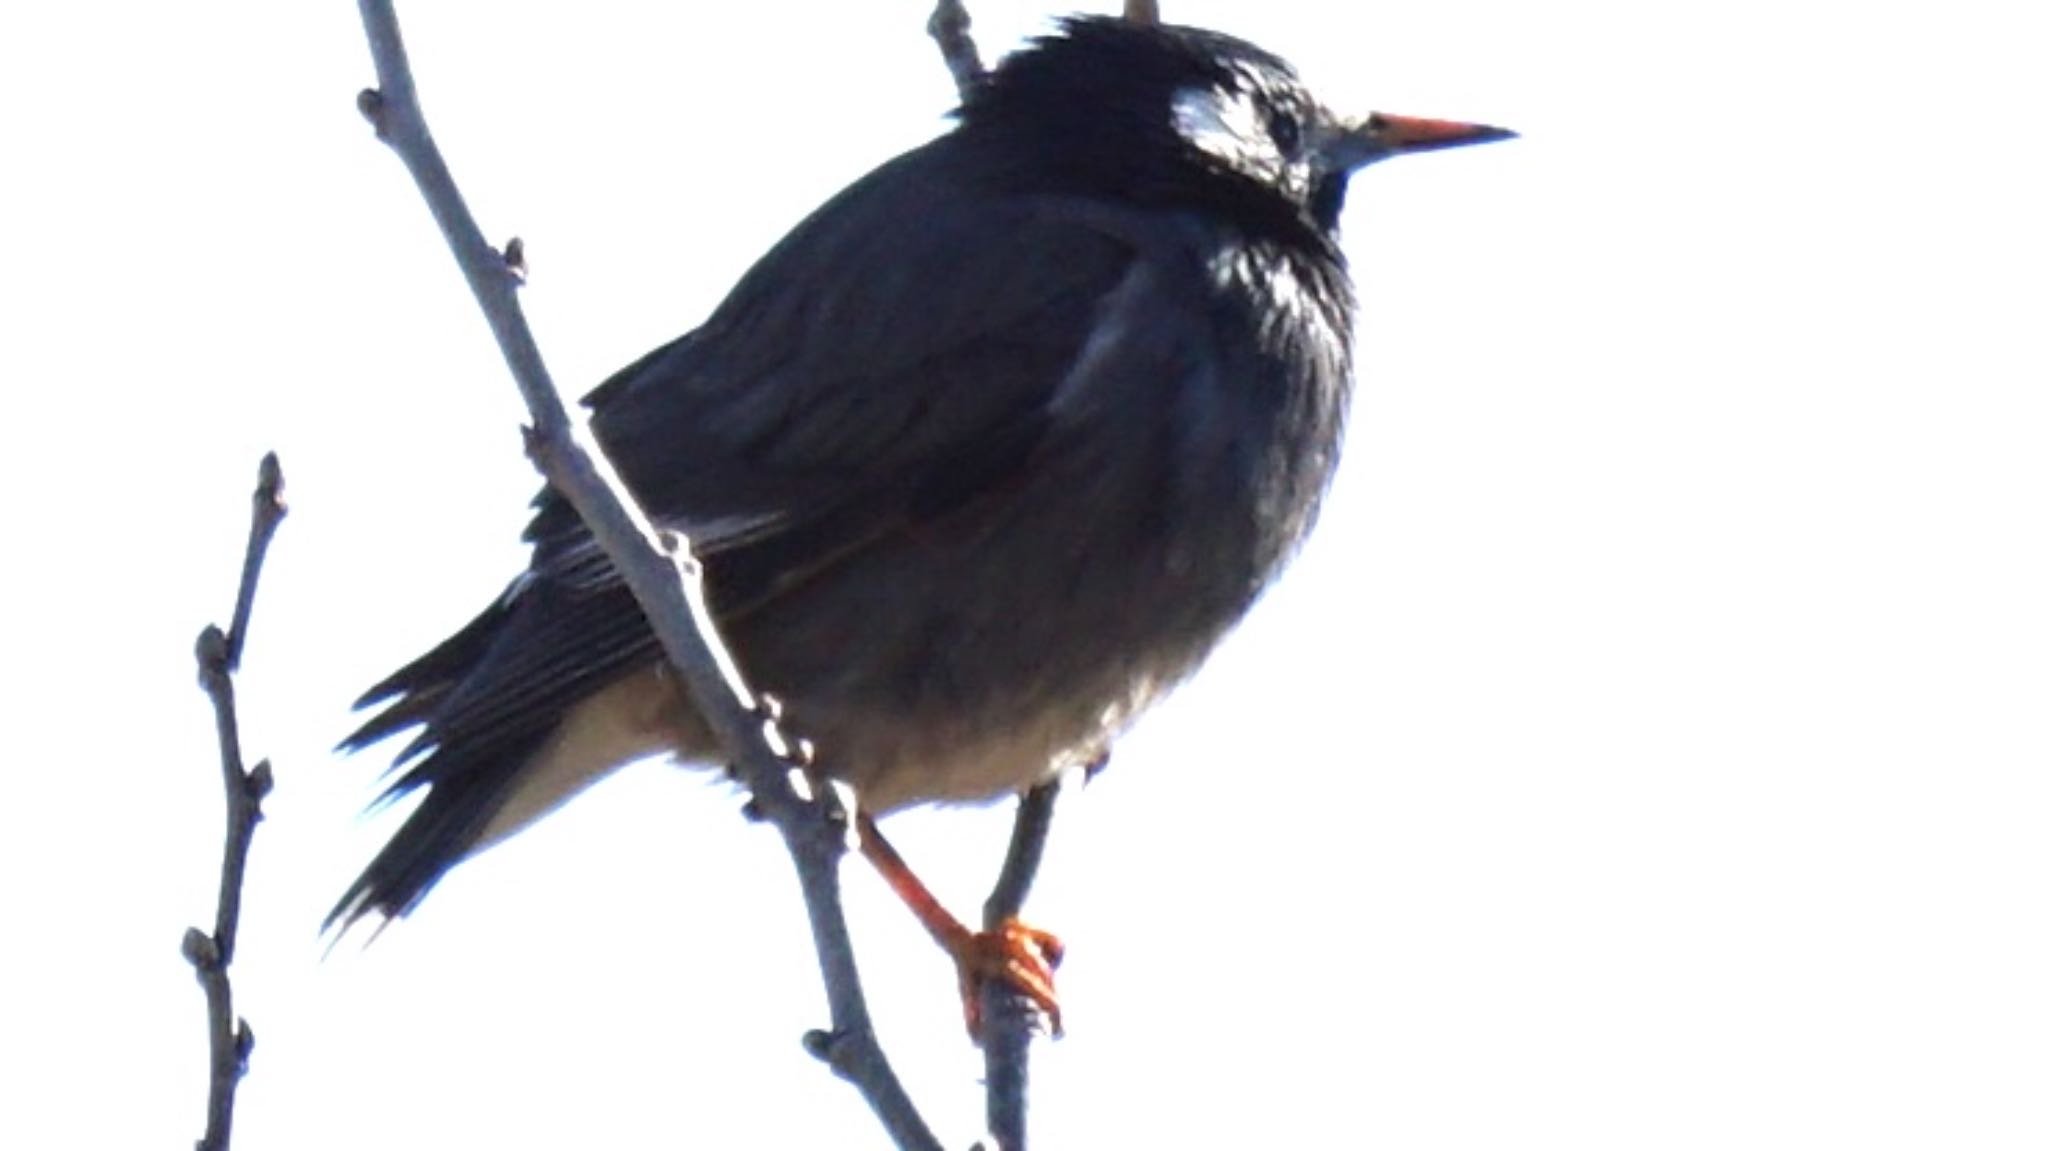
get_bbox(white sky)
[3,1,2044,1148]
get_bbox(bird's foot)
[955,916,1065,1040]
[857,812,1068,1043]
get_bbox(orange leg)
[857,813,1065,1039]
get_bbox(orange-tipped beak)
[1369,113,1518,154]
[1317,112,1516,171]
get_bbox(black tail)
[329,592,547,931]
[331,562,661,932]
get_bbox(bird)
[336,15,1511,1031]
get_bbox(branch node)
[195,626,229,680]
[255,451,284,501]
[801,1028,838,1062]
[182,927,221,971]
[246,760,276,802]
[802,1025,888,1086]
[356,87,388,133]
[654,529,695,567]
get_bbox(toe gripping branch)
[857,812,1065,1039]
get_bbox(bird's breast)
[733,230,1354,812]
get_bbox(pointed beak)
[1371,113,1518,153]
[1317,112,1517,171]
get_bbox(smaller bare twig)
[978,774,1073,1151]
[187,452,287,1151]
[1124,0,1161,25]
[221,453,286,669]
[928,0,984,98]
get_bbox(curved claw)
[956,917,1065,1040]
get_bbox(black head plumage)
[955,18,1352,249]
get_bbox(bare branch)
[221,453,286,669]
[978,775,1074,1151]
[187,452,287,1151]
[928,0,984,98]
[349,4,938,1147]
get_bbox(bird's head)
[960,17,1513,241]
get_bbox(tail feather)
[340,591,518,753]
[333,570,663,933]
[330,590,546,932]
[325,757,559,930]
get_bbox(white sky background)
[2,1,2043,1147]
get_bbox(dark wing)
[335,139,1142,923]
[531,144,1143,595]
[519,134,1152,682]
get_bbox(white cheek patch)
[1171,85,1284,182]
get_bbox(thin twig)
[221,453,286,668]
[349,5,938,1148]
[186,452,287,1151]
[928,0,984,98]
[978,775,1071,1151]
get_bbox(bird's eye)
[1269,111,1302,157]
